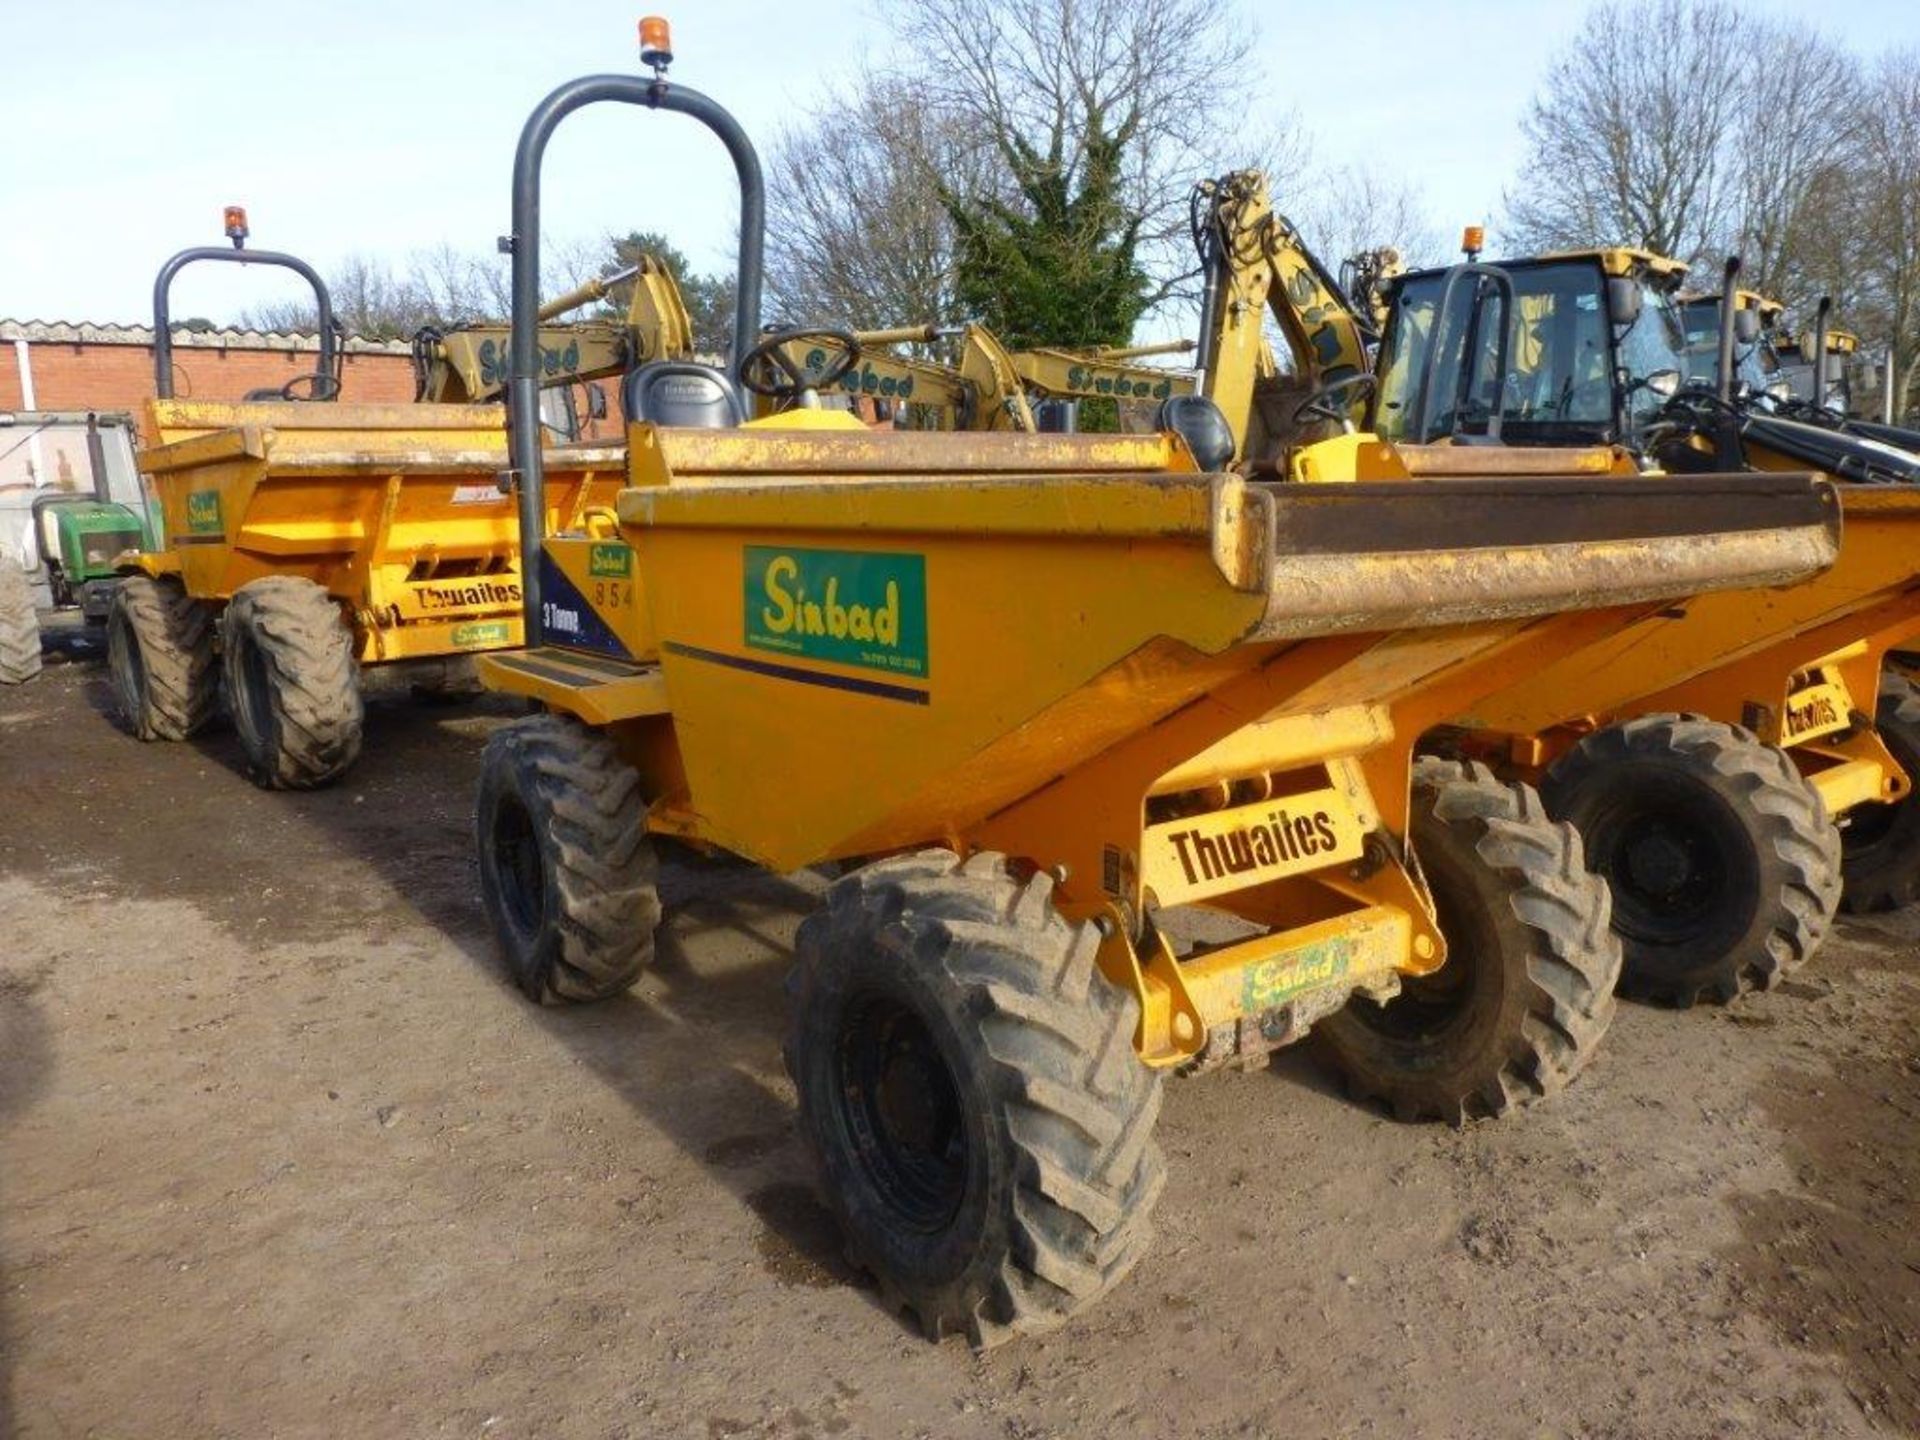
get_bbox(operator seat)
[1155,394,1236,472]
[621,361,745,428]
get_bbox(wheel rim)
[834,994,969,1232]
[1345,845,1486,1049]
[488,790,546,942]
[1596,804,1728,944]
[109,608,146,714]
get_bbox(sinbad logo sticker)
[451,621,512,649]
[186,490,223,534]
[1242,934,1356,1013]
[745,546,927,678]
[588,543,632,579]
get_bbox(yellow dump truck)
[113,218,628,788]
[1362,248,1920,1004]
[460,39,1841,1347]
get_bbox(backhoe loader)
[466,31,1833,1348]
[761,325,1194,430]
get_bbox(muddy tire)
[0,556,41,684]
[786,851,1164,1349]
[221,576,362,789]
[1541,715,1840,1006]
[475,713,659,1003]
[1841,675,1920,914]
[107,574,218,740]
[1317,759,1621,1124]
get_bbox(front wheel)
[787,851,1164,1349]
[475,714,660,1003]
[1541,715,1840,1006]
[1840,675,1920,913]
[1316,759,1622,1123]
[220,576,362,789]
[107,574,218,739]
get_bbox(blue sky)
[6,0,1919,327]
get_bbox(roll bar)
[152,223,337,400]
[1402,262,1517,445]
[504,58,765,646]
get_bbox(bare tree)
[1729,17,1861,306]
[898,0,1300,306]
[236,238,613,339]
[1505,0,1744,264]
[1844,52,1920,417]
[764,77,988,330]
[1293,165,1445,276]
[764,0,1310,338]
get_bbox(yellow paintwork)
[1540,246,1689,290]
[493,422,1838,1063]
[1458,486,1920,812]
[134,399,625,665]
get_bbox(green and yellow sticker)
[744,545,927,678]
[185,490,223,535]
[588,542,632,579]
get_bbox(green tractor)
[0,411,157,684]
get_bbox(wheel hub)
[1623,827,1695,900]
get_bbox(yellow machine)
[1188,171,1377,466]
[748,322,1037,431]
[1364,244,1920,1001]
[411,254,695,410]
[755,326,1194,431]
[109,218,634,788]
[468,36,1838,1347]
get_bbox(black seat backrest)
[621,361,745,428]
[1155,394,1236,472]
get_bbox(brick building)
[0,319,418,412]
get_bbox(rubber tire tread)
[108,574,217,740]
[1840,674,1920,914]
[0,557,41,684]
[221,576,362,788]
[1317,759,1622,1124]
[786,850,1165,1350]
[475,713,659,1003]
[1541,714,1840,1007]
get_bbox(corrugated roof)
[0,319,413,355]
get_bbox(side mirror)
[1643,368,1681,398]
[585,382,608,420]
[1607,276,1643,327]
[1734,310,1761,345]
[1764,380,1791,402]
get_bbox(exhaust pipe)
[506,57,765,649]
[1715,256,1741,404]
[1813,296,1833,412]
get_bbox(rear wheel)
[107,574,217,739]
[0,557,41,684]
[475,714,660,1003]
[787,851,1164,1349]
[1840,675,1920,914]
[1316,759,1621,1123]
[221,576,362,788]
[1541,715,1840,1006]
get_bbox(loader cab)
[1677,292,1786,404]
[1373,251,1690,449]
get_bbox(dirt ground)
[2,659,1917,1440]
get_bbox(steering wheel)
[280,371,342,402]
[739,328,862,403]
[1290,372,1376,428]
